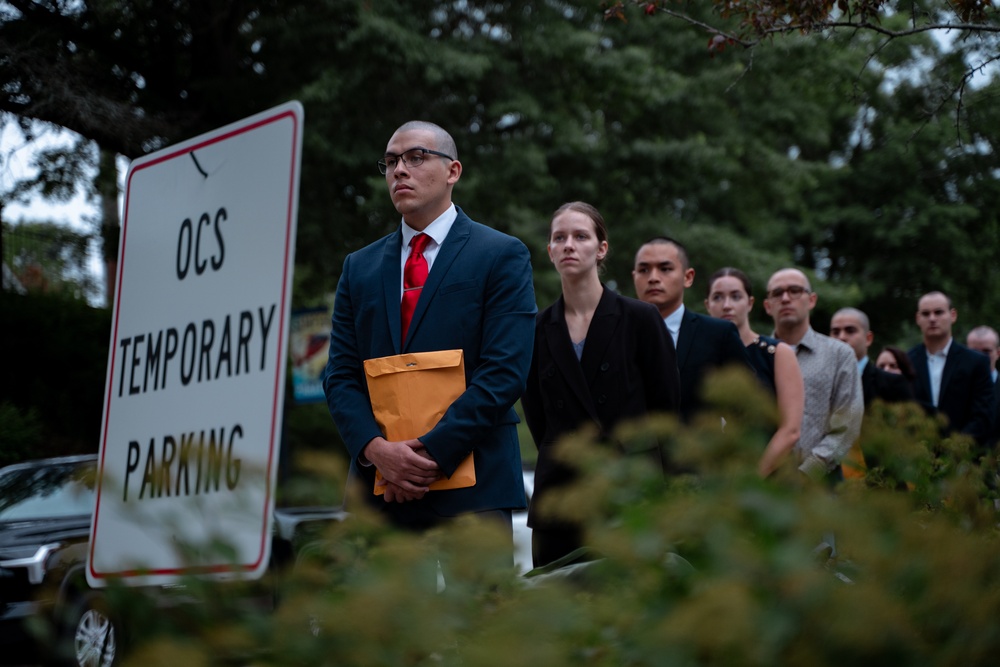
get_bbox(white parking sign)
[88,102,303,587]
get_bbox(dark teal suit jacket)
[323,208,536,523]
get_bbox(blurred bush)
[102,369,999,666]
[0,291,111,461]
[0,401,43,466]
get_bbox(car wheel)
[58,593,119,667]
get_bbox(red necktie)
[401,233,431,344]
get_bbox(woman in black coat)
[522,202,680,568]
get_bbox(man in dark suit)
[907,292,994,453]
[966,325,999,448]
[830,307,914,478]
[632,237,751,422]
[830,307,913,407]
[323,121,536,536]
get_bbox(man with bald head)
[324,120,536,543]
[907,292,994,452]
[966,326,999,381]
[830,307,914,477]
[966,325,999,448]
[764,268,862,479]
[830,307,913,407]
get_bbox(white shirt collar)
[401,204,456,250]
[858,356,869,374]
[926,337,952,359]
[663,304,685,344]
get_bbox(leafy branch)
[606,1,1000,50]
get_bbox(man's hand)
[378,480,428,503]
[364,436,442,500]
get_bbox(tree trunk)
[96,148,119,307]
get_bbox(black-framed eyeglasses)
[378,147,454,175]
[766,285,811,300]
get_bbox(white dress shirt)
[399,204,457,300]
[663,304,684,349]
[926,338,952,408]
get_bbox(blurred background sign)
[290,306,330,404]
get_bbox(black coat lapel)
[382,229,404,353]
[914,345,932,404]
[545,297,601,424]
[675,309,697,369]
[940,343,961,401]
[861,361,875,406]
[579,287,621,387]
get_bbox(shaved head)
[392,121,458,160]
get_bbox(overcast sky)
[1,120,100,231]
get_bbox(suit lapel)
[675,309,697,369]
[546,297,601,424]
[382,229,404,353]
[401,211,471,351]
[862,361,875,405]
[940,343,961,402]
[913,345,932,404]
[579,287,620,387]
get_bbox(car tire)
[53,592,120,667]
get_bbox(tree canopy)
[3,0,999,345]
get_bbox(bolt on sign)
[89,102,303,587]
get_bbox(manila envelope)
[363,349,476,494]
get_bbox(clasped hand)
[364,436,443,503]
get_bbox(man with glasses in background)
[764,268,862,481]
[323,121,536,550]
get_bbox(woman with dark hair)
[522,201,679,568]
[875,345,917,383]
[705,267,804,476]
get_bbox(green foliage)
[5,1,1000,343]
[0,291,110,460]
[93,369,999,667]
[0,401,42,466]
[277,442,350,509]
[2,220,101,302]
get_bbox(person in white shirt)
[907,292,994,452]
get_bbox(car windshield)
[0,461,96,521]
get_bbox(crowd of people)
[323,120,1000,572]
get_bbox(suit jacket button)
[600,362,610,371]
[555,399,564,408]
[598,395,607,404]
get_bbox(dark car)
[0,455,104,665]
[0,454,345,666]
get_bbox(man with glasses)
[907,293,994,454]
[764,268,862,480]
[323,121,536,544]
